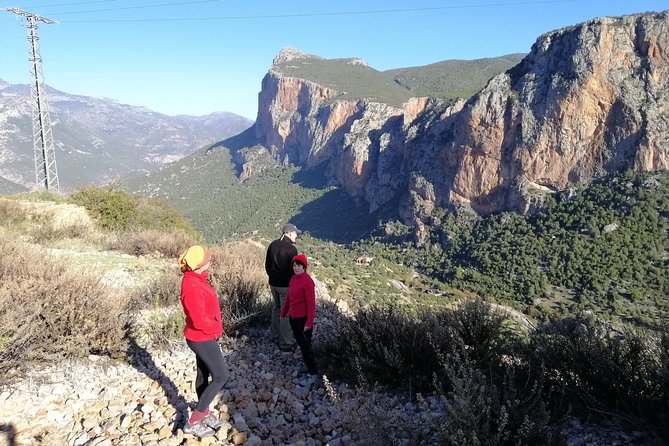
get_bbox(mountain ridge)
[0,80,253,193]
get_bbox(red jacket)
[281,272,316,328]
[180,271,223,342]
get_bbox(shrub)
[28,215,93,244]
[131,266,183,310]
[318,299,561,444]
[323,375,441,445]
[70,186,137,230]
[107,229,196,258]
[434,351,561,446]
[437,298,517,369]
[130,241,272,346]
[128,267,184,348]
[70,187,199,239]
[324,305,458,390]
[133,196,199,238]
[131,306,184,349]
[0,235,130,378]
[207,242,271,333]
[318,299,514,392]
[524,317,668,438]
[0,198,25,225]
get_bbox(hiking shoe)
[202,413,222,430]
[279,343,297,353]
[183,421,215,438]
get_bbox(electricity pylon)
[5,7,60,191]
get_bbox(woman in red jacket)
[281,253,318,375]
[178,245,228,438]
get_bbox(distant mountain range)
[0,80,253,193]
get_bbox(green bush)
[70,186,200,239]
[70,186,137,230]
[133,196,200,238]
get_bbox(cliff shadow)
[126,338,190,432]
[207,125,259,156]
[0,424,16,446]
[291,163,330,189]
[290,188,380,244]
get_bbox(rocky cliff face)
[436,11,669,216]
[252,12,669,231]
[254,49,455,210]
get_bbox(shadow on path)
[126,338,190,432]
[0,424,16,446]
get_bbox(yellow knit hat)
[178,245,211,272]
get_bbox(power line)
[20,0,117,8]
[41,0,579,22]
[33,0,225,15]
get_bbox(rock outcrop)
[249,11,669,232]
[437,11,669,215]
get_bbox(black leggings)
[186,339,229,412]
[289,316,317,373]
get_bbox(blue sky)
[1,0,667,120]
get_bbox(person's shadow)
[126,337,190,432]
[0,424,16,446]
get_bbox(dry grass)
[0,234,131,379]
[106,228,196,258]
[0,198,26,226]
[130,240,273,347]
[0,197,97,245]
[208,241,272,332]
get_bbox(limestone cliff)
[253,48,456,210]
[435,10,669,216]
[250,12,669,231]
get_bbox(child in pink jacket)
[281,253,318,375]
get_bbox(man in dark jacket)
[265,223,301,351]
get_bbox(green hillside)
[367,170,669,328]
[122,146,380,244]
[273,53,525,106]
[385,53,526,99]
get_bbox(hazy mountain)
[0,80,253,192]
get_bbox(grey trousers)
[270,285,294,349]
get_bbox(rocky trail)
[0,327,441,446]
[0,328,654,446]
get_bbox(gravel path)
[0,327,443,446]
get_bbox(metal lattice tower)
[6,7,60,191]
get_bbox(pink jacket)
[281,272,316,328]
